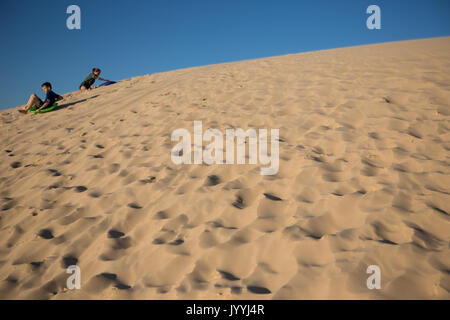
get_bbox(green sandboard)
[30,103,58,114]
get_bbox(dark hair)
[41,82,52,89]
[92,68,101,73]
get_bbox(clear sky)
[0,0,449,110]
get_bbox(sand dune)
[0,37,449,299]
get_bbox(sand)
[0,37,449,299]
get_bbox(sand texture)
[0,37,449,299]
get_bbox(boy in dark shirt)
[79,68,111,91]
[18,82,63,114]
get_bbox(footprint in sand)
[217,270,240,281]
[205,175,221,186]
[128,203,142,209]
[38,229,54,240]
[111,237,132,250]
[115,283,132,290]
[99,272,117,280]
[247,285,271,294]
[88,191,102,198]
[74,186,88,193]
[62,255,78,268]
[1,198,16,211]
[232,195,245,209]
[231,286,243,294]
[168,239,184,246]
[108,163,120,174]
[108,229,125,239]
[96,273,131,290]
[139,176,156,184]
[10,161,21,169]
[153,210,168,219]
[153,238,165,245]
[30,261,43,269]
[263,193,282,201]
[47,169,61,177]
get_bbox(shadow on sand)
[54,95,100,111]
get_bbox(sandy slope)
[0,37,449,299]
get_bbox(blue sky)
[0,0,449,110]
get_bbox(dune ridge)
[0,37,449,299]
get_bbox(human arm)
[36,100,51,112]
[36,92,62,112]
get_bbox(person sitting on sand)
[18,82,63,114]
[79,68,111,91]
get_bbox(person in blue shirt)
[18,82,63,114]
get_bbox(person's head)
[92,68,101,76]
[41,82,52,93]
